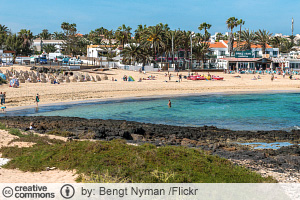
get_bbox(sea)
[5,92,300,132]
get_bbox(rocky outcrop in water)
[0,116,300,145]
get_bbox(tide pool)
[5,93,300,131]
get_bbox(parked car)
[68,58,83,64]
[39,57,47,64]
[62,57,70,64]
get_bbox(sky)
[0,0,299,36]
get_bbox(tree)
[240,29,255,51]
[88,27,108,45]
[0,24,9,34]
[165,30,183,66]
[198,23,212,41]
[134,24,147,43]
[61,22,78,56]
[237,19,245,49]
[43,44,57,53]
[52,32,65,40]
[39,29,51,40]
[180,30,192,69]
[115,24,132,48]
[216,33,223,42]
[5,34,23,62]
[0,24,9,49]
[226,17,239,56]
[193,42,210,69]
[270,36,282,52]
[142,25,165,62]
[281,38,295,53]
[18,29,33,55]
[255,29,272,54]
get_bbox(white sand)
[0,66,299,109]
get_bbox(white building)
[209,40,279,58]
[32,40,64,52]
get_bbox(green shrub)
[0,139,276,183]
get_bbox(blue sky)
[1,0,298,35]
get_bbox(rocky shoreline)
[0,116,300,183]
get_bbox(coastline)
[1,116,300,183]
[5,89,300,112]
[1,66,300,110]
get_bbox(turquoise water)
[239,142,298,150]
[6,93,300,131]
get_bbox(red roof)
[209,42,227,48]
[3,50,15,53]
[222,40,272,49]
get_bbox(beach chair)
[96,75,101,81]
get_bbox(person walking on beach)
[35,93,40,107]
[271,74,274,81]
[0,92,3,105]
[168,100,171,108]
[2,92,6,105]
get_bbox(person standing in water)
[35,93,40,107]
[168,100,171,108]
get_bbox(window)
[273,51,278,57]
[220,51,225,56]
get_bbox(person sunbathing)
[252,76,257,80]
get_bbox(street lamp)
[190,32,195,70]
[92,50,94,66]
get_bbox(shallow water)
[239,142,297,150]
[5,93,300,131]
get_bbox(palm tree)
[43,44,57,53]
[281,39,295,53]
[193,42,210,68]
[164,30,183,67]
[52,32,65,40]
[270,36,282,53]
[198,23,212,41]
[216,33,223,42]
[237,19,245,49]
[180,30,192,69]
[240,29,255,51]
[142,25,165,62]
[39,29,51,40]
[6,34,23,62]
[18,29,33,55]
[255,29,272,54]
[0,24,9,34]
[226,17,239,56]
[122,43,141,65]
[134,24,147,44]
[115,24,132,48]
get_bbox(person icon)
[66,187,70,197]
[168,100,171,108]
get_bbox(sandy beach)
[0,65,300,109]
